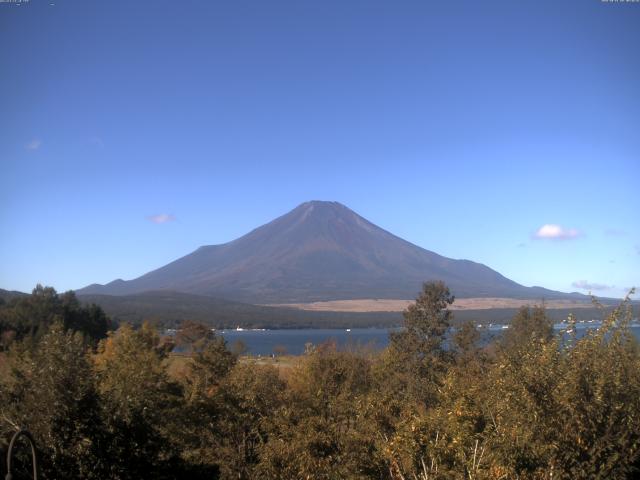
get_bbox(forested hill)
[0,288,28,302]
[77,290,630,329]
[77,291,401,329]
[3,287,631,330]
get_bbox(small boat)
[345,328,351,332]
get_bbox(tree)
[184,334,237,402]
[0,285,111,348]
[213,363,286,479]
[93,322,183,479]
[499,304,553,354]
[482,295,640,478]
[175,320,214,353]
[258,343,385,479]
[60,291,112,343]
[0,322,107,478]
[383,281,455,408]
[452,320,483,366]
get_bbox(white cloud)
[147,213,176,224]
[25,138,41,150]
[571,280,613,291]
[533,224,581,240]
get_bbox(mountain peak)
[77,201,569,302]
[293,200,350,217]
[299,200,343,207]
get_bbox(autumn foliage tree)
[93,322,184,479]
[0,323,106,478]
[1,284,639,479]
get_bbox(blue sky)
[1,0,638,298]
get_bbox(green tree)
[0,285,111,348]
[377,281,455,420]
[499,304,553,354]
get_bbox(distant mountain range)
[77,201,582,303]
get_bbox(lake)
[218,322,640,356]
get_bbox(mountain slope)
[77,201,575,303]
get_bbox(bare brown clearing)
[266,297,595,312]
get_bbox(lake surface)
[220,328,396,355]
[218,323,640,356]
